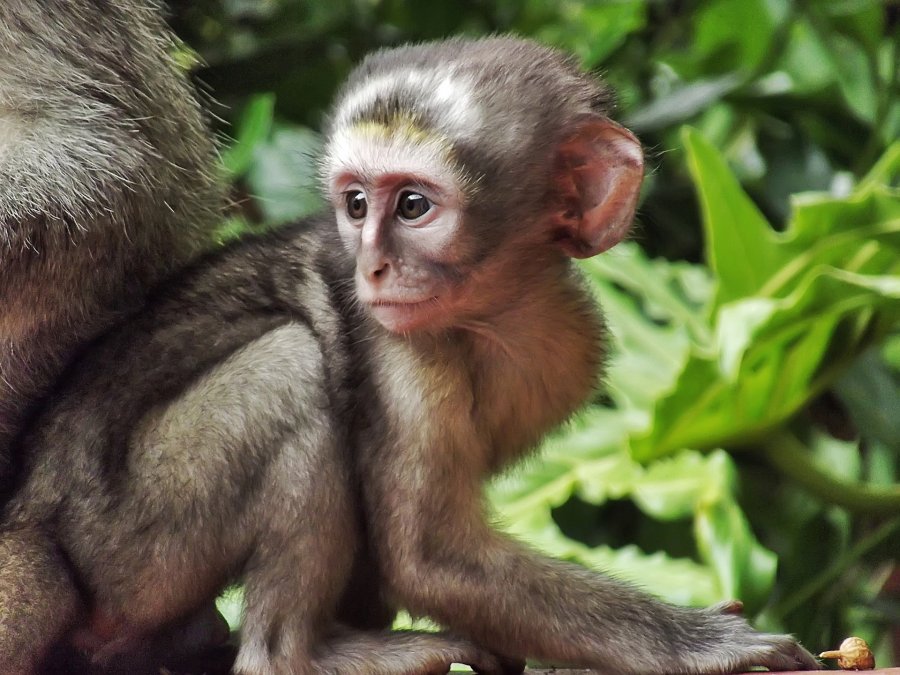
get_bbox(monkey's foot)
[314,630,525,675]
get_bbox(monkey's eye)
[345,191,367,220]
[397,191,431,221]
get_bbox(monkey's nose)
[369,262,390,283]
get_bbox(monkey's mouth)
[368,297,442,333]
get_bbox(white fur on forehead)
[323,124,469,196]
[334,67,482,139]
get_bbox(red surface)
[519,670,900,675]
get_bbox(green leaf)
[635,267,900,459]
[682,127,788,307]
[778,19,840,94]
[582,244,713,348]
[626,74,744,133]
[212,215,253,244]
[491,409,642,522]
[695,499,777,613]
[492,498,721,606]
[216,586,244,631]
[859,139,900,190]
[835,349,900,453]
[633,135,900,459]
[245,123,324,224]
[819,0,885,56]
[220,94,276,179]
[691,0,782,73]
[883,333,900,371]
[534,1,646,67]
[829,35,878,123]
[692,452,777,614]
[579,243,714,412]
[577,543,719,607]
[630,451,715,521]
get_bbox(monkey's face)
[326,124,475,334]
[322,40,644,335]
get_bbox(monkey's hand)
[673,602,820,673]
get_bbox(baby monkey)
[0,37,820,675]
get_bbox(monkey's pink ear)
[552,117,643,259]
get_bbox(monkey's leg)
[313,628,526,675]
[146,323,355,675]
[0,525,82,673]
[330,554,525,673]
[232,425,358,675]
[34,324,349,674]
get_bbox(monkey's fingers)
[712,599,745,616]
[690,609,822,673]
[746,635,822,672]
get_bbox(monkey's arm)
[372,471,819,675]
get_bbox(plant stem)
[768,515,900,620]
[762,429,900,515]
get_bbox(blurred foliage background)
[167,0,899,666]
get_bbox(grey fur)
[0,0,222,479]
[0,37,818,675]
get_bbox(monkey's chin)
[368,299,443,334]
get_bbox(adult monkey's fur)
[0,0,222,483]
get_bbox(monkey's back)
[5,218,359,558]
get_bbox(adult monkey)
[0,37,820,674]
[0,0,222,481]
[0,2,227,670]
